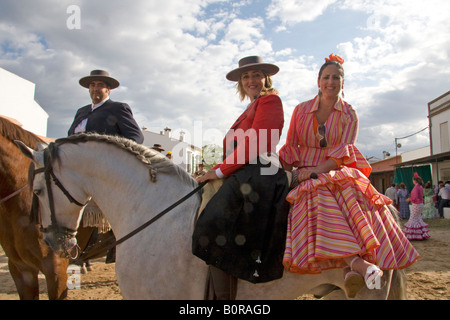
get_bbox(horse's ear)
[36,142,48,151]
[14,140,36,161]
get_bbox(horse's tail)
[385,204,408,300]
[387,269,408,300]
[388,204,401,224]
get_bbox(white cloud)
[266,0,338,25]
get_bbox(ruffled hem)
[404,222,430,241]
[283,166,420,274]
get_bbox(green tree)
[202,144,223,170]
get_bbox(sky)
[1,0,449,159]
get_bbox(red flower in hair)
[325,54,344,65]
[413,172,419,178]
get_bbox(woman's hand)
[297,168,316,182]
[196,170,218,183]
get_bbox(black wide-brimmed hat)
[79,70,120,89]
[226,56,279,81]
[151,144,165,152]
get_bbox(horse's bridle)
[32,145,88,238]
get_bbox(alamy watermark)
[168,121,282,176]
[67,264,81,289]
[66,5,81,30]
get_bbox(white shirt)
[439,184,450,200]
[385,187,398,203]
[73,97,110,134]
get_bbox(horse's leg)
[41,253,69,300]
[8,260,39,300]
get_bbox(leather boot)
[207,266,237,300]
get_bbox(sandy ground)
[1,219,449,300]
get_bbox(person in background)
[385,183,398,207]
[193,163,207,178]
[397,183,410,219]
[404,173,430,240]
[279,54,419,298]
[422,181,438,219]
[438,181,450,218]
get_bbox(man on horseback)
[68,70,144,266]
[68,69,143,143]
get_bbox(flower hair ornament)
[413,172,419,179]
[325,53,344,65]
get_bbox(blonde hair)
[236,71,278,102]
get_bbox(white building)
[0,67,48,137]
[395,90,450,183]
[429,91,450,156]
[142,127,203,175]
[428,90,450,181]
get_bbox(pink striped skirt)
[283,167,420,274]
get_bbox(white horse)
[16,133,406,300]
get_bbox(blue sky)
[1,0,449,158]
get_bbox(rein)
[0,185,28,205]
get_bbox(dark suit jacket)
[68,99,144,143]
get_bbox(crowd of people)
[385,179,450,220]
[385,178,450,241]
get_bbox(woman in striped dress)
[279,54,419,297]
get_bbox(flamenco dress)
[422,188,438,219]
[279,96,419,274]
[403,185,430,240]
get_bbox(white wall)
[0,67,48,136]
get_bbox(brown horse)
[0,116,70,299]
[0,116,108,299]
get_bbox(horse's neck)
[0,137,28,188]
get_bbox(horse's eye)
[34,189,41,196]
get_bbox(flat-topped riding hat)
[79,70,120,89]
[226,56,279,81]
[151,144,165,152]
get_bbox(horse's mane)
[0,116,45,150]
[53,133,197,187]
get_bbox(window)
[440,122,450,152]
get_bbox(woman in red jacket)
[193,56,290,299]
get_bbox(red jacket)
[214,94,284,177]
